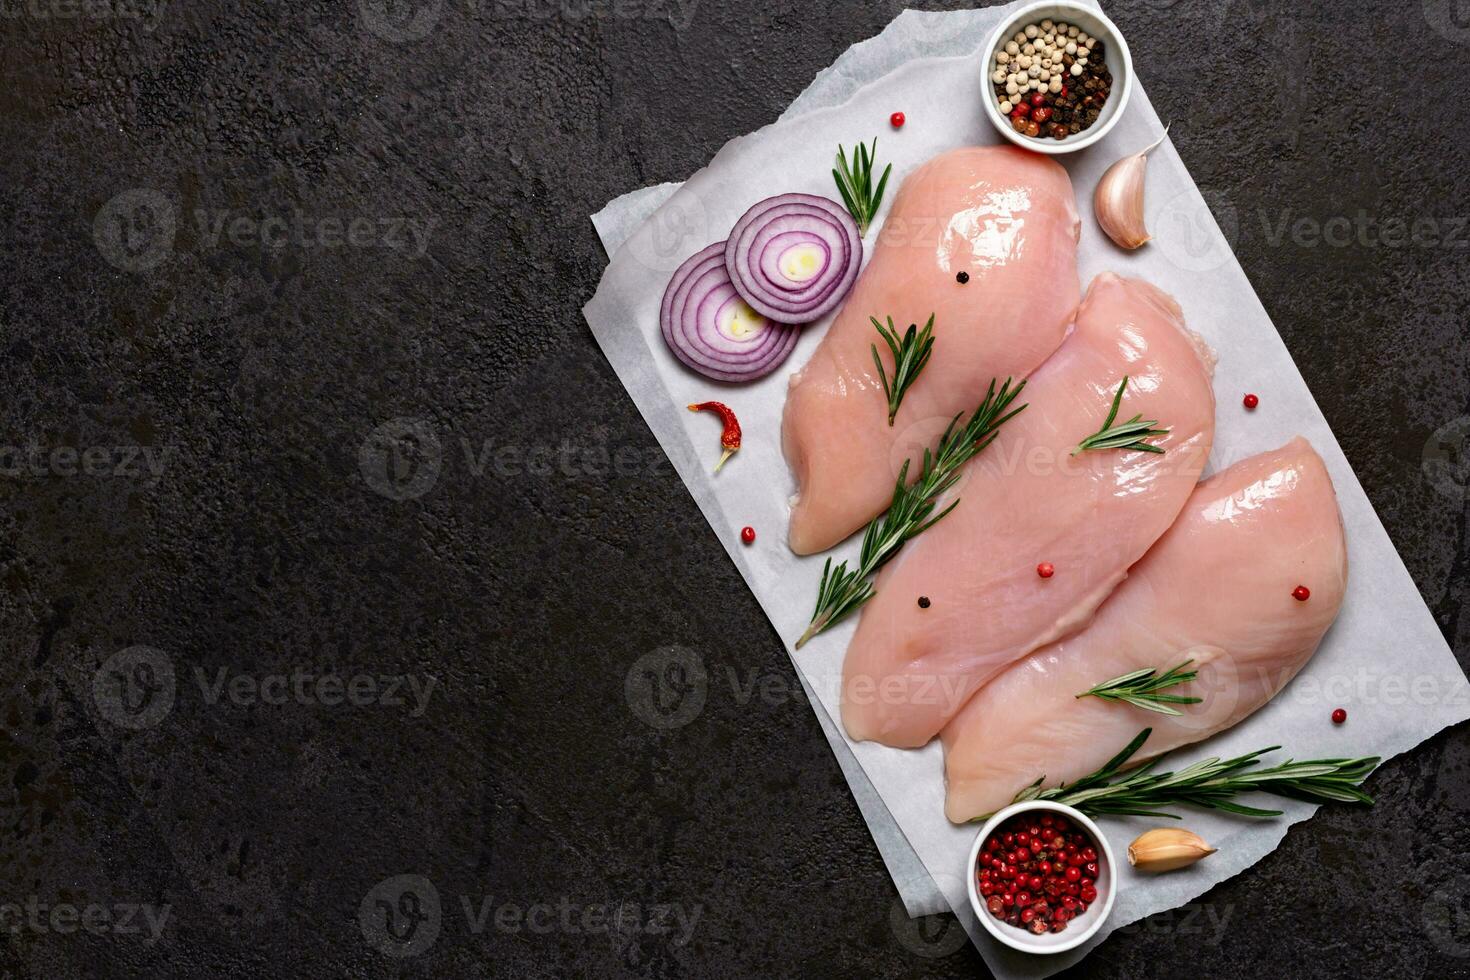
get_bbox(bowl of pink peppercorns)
[979,1,1133,155]
[966,800,1117,954]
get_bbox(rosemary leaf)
[833,138,893,237]
[1076,660,1202,716]
[1074,376,1170,456]
[870,314,936,426]
[795,378,1028,648]
[984,728,1381,821]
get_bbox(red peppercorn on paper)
[584,4,1470,976]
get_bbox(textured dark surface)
[1,0,1468,976]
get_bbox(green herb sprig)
[795,378,1027,649]
[1074,376,1169,455]
[833,139,892,237]
[1075,660,1202,716]
[871,314,935,426]
[1001,728,1380,820]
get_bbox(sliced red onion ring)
[660,241,800,383]
[724,193,862,324]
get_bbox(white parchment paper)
[584,5,1470,975]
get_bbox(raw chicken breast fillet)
[942,438,1348,823]
[783,145,1080,555]
[841,274,1216,748]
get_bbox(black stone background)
[1,0,1468,976]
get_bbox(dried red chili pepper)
[688,401,742,472]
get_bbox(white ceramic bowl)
[979,1,1133,155]
[966,801,1117,955]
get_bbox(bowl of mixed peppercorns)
[966,801,1117,954]
[980,1,1133,154]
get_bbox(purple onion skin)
[660,241,800,383]
[724,193,862,325]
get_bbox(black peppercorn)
[918,596,931,608]
[956,271,970,284]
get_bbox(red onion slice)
[660,241,800,383]
[724,193,862,324]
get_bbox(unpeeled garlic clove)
[1093,125,1171,250]
[1127,827,1216,873]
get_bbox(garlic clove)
[1093,125,1172,250]
[1126,827,1216,873]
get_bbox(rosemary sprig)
[833,138,892,237]
[1073,376,1169,455]
[1075,660,1202,716]
[795,378,1028,649]
[871,314,935,426]
[1000,728,1380,820]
